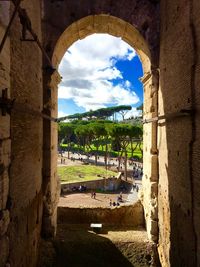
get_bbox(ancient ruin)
[0,0,200,266]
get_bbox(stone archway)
[42,0,159,245]
[1,1,199,266]
[51,15,151,72]
[41,2,159,244]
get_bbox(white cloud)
[58,111,69,118]
[58,34,139,111]
[124,107,141,119]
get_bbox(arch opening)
[57,32,144,211]
[43,14,159,245]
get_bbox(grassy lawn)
[58,165,117,184]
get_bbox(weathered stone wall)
[1,1,199,267]
[0,2,11,267]
[42,0,159,66]
[142,70,159,243]
[58,201,144,227]
[42,70,60,238]
[7,1,43,266]
[158,0,200,266]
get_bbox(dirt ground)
[59,191,137,208]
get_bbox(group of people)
[133,163,143,178]
[109,192,123,207]
[110,200,120,207]
[70,185,87,192]
[60,157,66,164]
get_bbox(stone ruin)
[0,1,200,266]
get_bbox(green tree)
[129,125,143,158]
[75,124,93,160]
[57,105,132,122]
[107,123,132,180]
[89,122,107,165]
[58,123,75,158]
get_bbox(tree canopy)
[57,105,132,122]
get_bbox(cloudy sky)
[58,33,143,119]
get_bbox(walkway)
[126,180,142,203]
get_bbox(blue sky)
[58,34,143,119]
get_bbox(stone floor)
[37,224,160,267]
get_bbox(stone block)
[0,235,9,267]
[150,155,158,181]
[94,14,110,33]
[77,15,94,39]
[42,214,57,239]
[0,2,10,26]
[54,23,79,66]
[0,210,10,236]
[0,171,9,210]
[150,220,158,237]
[108,16,126,37]
[150,182,158,199]
[0,139,11,167]
[123,23,144,51]
[149,206,158,221]
[146,218,158,242]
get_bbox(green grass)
[60,142,143,159]
[58,165,117,184]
